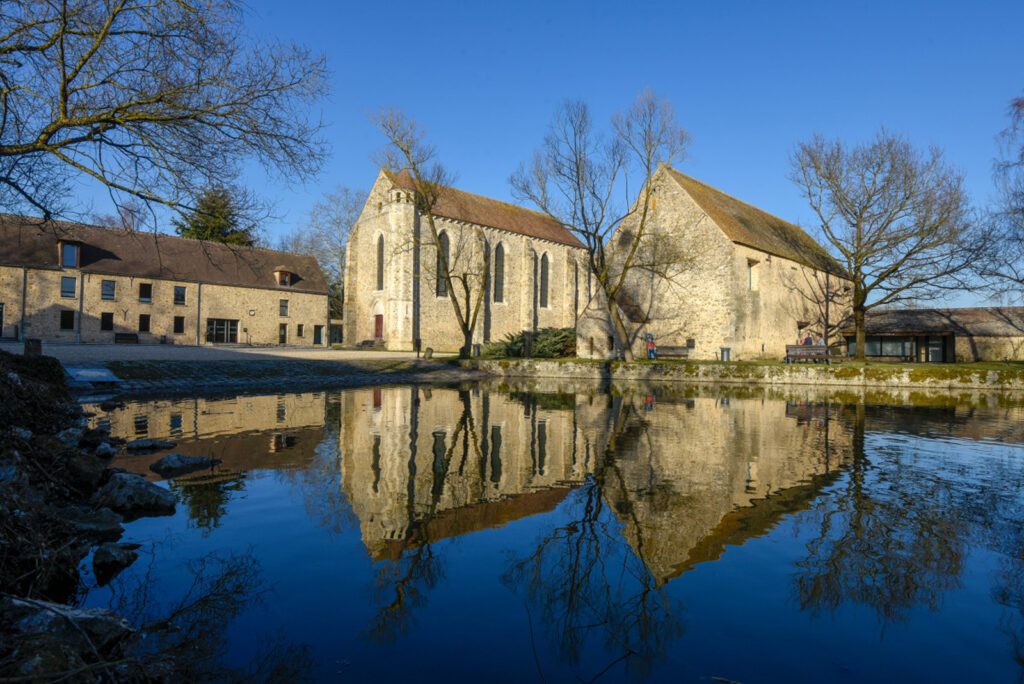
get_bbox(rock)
[56,427,83,448]
[3,595,134,651]
[91,473,175,517]
[94,441,120,458]
[65,452,106,490]
[149,453,222,478]
[11,426,32,441]
[93,542,141,586]
[78,427,109,450]
[58,505,124,541]
[124,438,176,451]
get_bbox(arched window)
[539,253,549,308]
[436,231,449,297]
[376,235,384,291]
[493,243,505,303]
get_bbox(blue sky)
[103,1,1024,300]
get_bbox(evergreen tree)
[173,187,260,246]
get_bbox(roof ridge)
[382,168,565,225]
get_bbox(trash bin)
[719,347,731,362]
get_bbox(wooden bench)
[656,346,689,360]
[114,333,139,344]
[785,344,830,364]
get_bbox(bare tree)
[790,129,980,360]
[511,88,691,361]
[780,267,850,347]
[371,108,487,359]
[0,0,328,223]
[976,93,1024,297]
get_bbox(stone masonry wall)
[0,264,327,345]
[345,172,585,352]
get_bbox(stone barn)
[578,166,851,361]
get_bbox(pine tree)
[173,187,259,246]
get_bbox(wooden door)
[374,315,383,339]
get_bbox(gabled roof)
[383,169,585,249]
[847,307,1024,338]
[0,214,328,295]
[665,168,846,276]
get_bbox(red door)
[374,315,383,339]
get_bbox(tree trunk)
[609,303,634,362]
[459,325,472,359]
[854,305,866,361]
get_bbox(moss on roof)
[666,168,847,276]
[383,169,585,249]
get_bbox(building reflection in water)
[85,386,1024,677]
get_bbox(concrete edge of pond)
[70,359,490,399]
[467,358,1024,392]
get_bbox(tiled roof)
[383,169,585,249]
[847,307,1024,337]
[666,168,847,276]
[0,214,328,294]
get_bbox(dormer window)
[60,242,79,268]
[274,267,293,287]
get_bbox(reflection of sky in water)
[82,388,1024,682]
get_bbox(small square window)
[139,283,152,302]
[100,312,114,331]
[138,313,150,332]
[61,243,78,268]
[173,286,186,306]
[279,299,289,317]
[173,316,185,334]
[101,280,115,300]
[60,310,74,330]
[278,272,291,286]
[60,276,76,298]
[297,324,304,337]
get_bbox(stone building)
[344,170,587,352]
[0,215,329,345]
[842,306,1024,362]
[578,166,851,360]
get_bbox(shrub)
[481,327,576,359]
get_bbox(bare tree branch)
[0,0,329,224]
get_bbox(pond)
[82,384,1024,682]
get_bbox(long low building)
[0,215,329,346]
[843,307,1024,362]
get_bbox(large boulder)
[124,438,176,451]
[93,542,141,586]
[3,595,134,651]
[91,473,175,518]
[64,452,106,490]
[149,453,222,478]
[57,505,124,541]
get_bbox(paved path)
[0,341,420,364]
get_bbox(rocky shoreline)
[0,350,230,681]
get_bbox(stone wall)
[474,358,1024,392]
[0,265,327,345]
[344,171,585,352]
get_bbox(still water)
[83,385,1024,682]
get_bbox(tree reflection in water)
[793,406,967,623]
[170,474,246,537]
[109,549,314,681]
[503,399,683,681]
